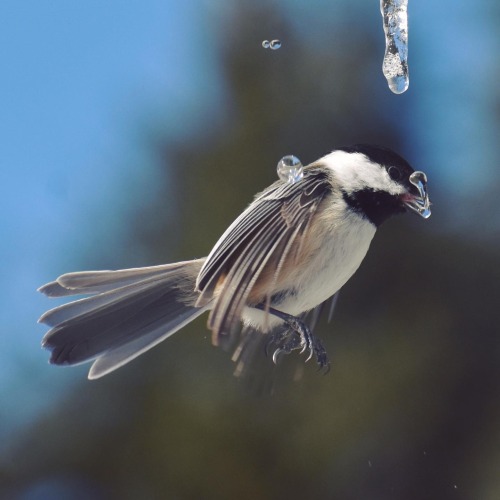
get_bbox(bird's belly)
[242,213,376,329]
[280,220,375,313]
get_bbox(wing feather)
[197,168,332,343]
[208,213,289,341]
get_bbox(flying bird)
[39,145,431,379]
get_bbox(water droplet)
[277,155,304,184]
[270,39,281,50]
[407,171,431,218]
[262,40,270,49]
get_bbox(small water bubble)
[262,40,270,49]
[270,39,281,50]
[277,155,304,184]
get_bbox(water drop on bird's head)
[270,39,281,50]
[262,40,270,49]
[277,155,304,184]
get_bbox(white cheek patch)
[320,151,404,196]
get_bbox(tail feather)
[39,273,177,327]
[38,262,191,297]
[43,280,184,364]
[88,305,208,379]
[39,259,208,377]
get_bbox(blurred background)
[1,0,499,498]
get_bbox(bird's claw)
[272,348,282,365]
[305,349,313,363]
[266,318,330,371]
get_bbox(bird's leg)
[254,304,330,371]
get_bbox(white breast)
[241,200,376,330]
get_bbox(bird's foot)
[266,320,330,373]
[255,303,330,372]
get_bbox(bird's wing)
[196,167,332,344]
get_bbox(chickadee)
[39,144,431,379]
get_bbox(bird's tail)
[38,258,208,379]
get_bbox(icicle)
[380,0,409,94]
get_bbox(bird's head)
[322,144,431,226]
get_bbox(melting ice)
[380,0,409,94]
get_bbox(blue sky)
[0,0,225,437]
[1,0,498,438]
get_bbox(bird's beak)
[402,171,431,218]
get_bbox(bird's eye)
[388,166,401,181]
